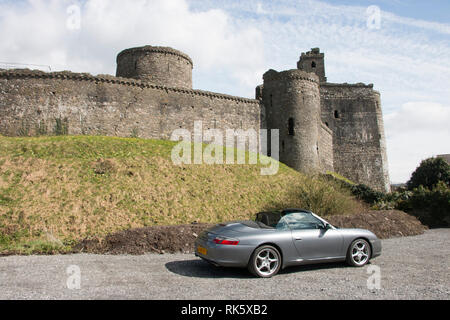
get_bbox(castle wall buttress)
[318,123,334,173]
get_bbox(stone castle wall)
[318,123,333,173]
[0,69,260,146]
[320,83,390,192]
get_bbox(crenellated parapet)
[263,69,319,84]
[0,69,258,104]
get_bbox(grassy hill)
[0,135,363,254]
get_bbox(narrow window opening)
[325,122,329,127]
[311,61,316,68]
[288,118,295,136]
[334,110,340,119]
[134,61,137,70]
[270,94,273,108]
[282,140,285,153]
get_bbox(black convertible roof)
[281,208,312,214]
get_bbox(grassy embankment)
[0,135,363,254]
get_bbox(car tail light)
[213,237,239,245]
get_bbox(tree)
[407,157,450,190]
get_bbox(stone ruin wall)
[0,69,260,150]
[320,83,390,192]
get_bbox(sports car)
[194,209,382,277]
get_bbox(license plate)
[197,246,207,255]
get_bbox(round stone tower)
[116,46,193,89]
[262,69,321,173]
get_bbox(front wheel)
[248,245,281,278]
[346,239,371,267]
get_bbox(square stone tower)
[297,48,327,83]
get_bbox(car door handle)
[294,237,302,241]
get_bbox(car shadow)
[165,259,254,279]
[165,258,358,279]
[278,261,351,275]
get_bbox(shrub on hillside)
[295,176,362,216]
[323,174,387,205]
[407,157,450,190]
[350,184,386,204]
[396,181,450,227]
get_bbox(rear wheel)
[346,239,371,267]
[248,245,281,278]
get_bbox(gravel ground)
[0,229,448,300]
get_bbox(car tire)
[346,238,371,267]
[248,245,282,278]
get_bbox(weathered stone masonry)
[0,70,260,142]
[0,45,390,192]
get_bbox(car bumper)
[370,239,382,258]
[194,236,254,268]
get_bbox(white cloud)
[0,0,265,95]
[385,102,450,183]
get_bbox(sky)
[0,0,449,183]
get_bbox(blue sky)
[0,0,449,183]
[326,0,450,23]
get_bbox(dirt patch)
[76,210,427,255]
[328,210,427,239]
[75,223,214,255]
[92,158,117,175]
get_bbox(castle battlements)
[116,46,194,66]
[262,69,319,83]
[0,69,258,104]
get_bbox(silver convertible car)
[195,209,381,277]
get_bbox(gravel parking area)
[0,229,448,300]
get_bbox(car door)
[284,212,344,260]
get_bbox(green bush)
[350,184,385,204]
[407,157,450,190]
[324,168,450,227]
[396,181,450,227]
[323,174,387,205]
[54,117,69,136]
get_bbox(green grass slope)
[0,135,363,254]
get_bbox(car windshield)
[255,211,324,230]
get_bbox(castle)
[0,46,390,192]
